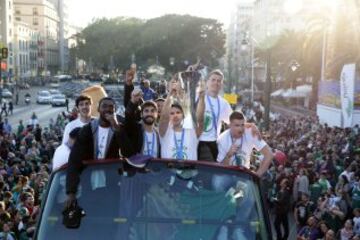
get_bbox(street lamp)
[264,49,272,131]
[44,25,49,81]
[240,37,256,103]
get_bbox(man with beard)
[124,89,160,157]
[65,97,133,207]
[62,95,92,144]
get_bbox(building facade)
[14,0,60,75]
[13,21,40,81]
[0,0,15,78]
[226,2,254,91]
[226,0,320,93]
[48,0,69,72]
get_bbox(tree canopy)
[73,14,226,72]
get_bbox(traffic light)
[1,48,8,59]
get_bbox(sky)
[67,0,254,28]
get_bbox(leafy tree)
[72,15,226,73]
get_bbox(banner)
[318,80,341,108]
[340,64,356,127]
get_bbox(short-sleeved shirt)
[199,95,232,142]
[217,128,267,168]
[160,126,198,160]
[62,118,88,144]
[52,144,70,170]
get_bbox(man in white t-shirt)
[52,127,81,170]
[217,111,273,177]
[159,80,205,160]
[62,95,92,144]
[198,69,233,162]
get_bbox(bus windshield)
[36,161,271,240]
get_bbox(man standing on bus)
[217,111,273,177]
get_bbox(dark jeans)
[197,141,218,162]
[274,213,289,240]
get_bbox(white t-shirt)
[62,118,88,144]
[52,144,71,170]
[160,126,198,160]
[217,128,267,168]
[143,131,159,158]
[199,94,232,142]
[97,126,110,159]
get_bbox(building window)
[9,28,12,36]
[15,17,21,21]
[15,9,20,15]
[33,7,38,15]
[33,18,38,26]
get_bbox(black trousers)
[274,212,289,240]
[197,141,218,162]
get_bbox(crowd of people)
[0,66,357,239]
[0,109,73,239]
[261,116,360,240]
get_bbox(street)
[4,86,73,127]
